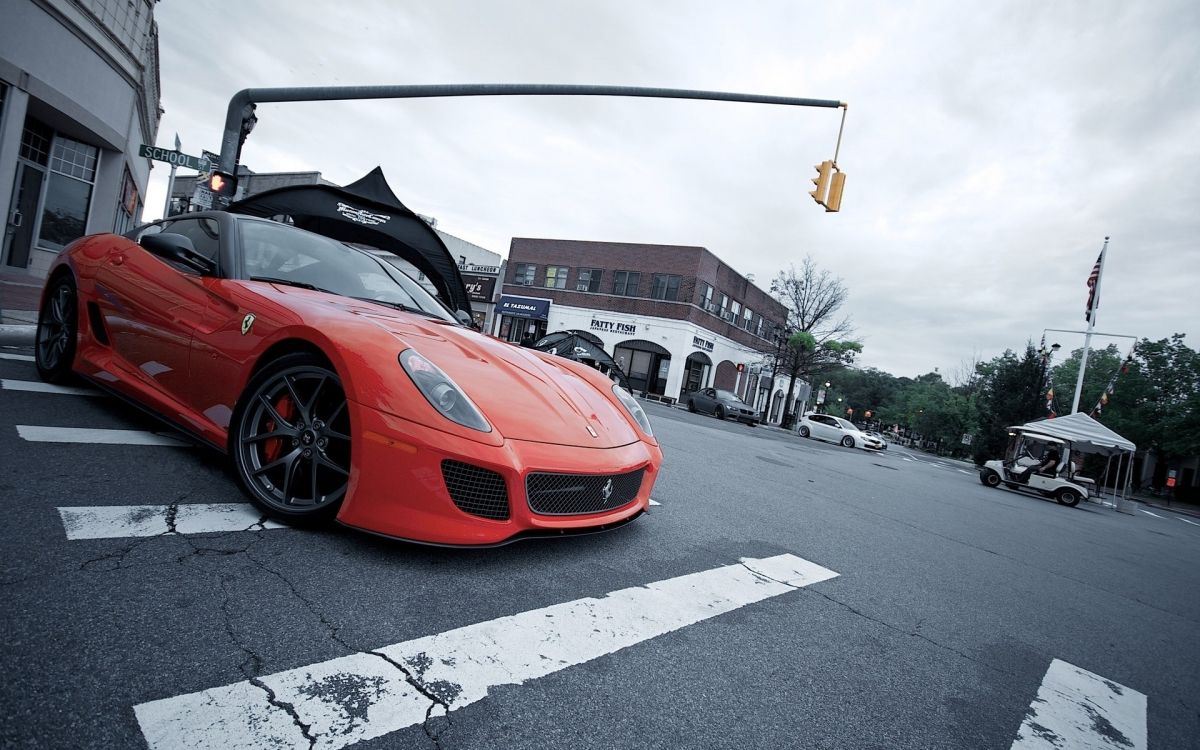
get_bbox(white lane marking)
[58,504,286,540]
[16,425,190,446]
[1139,509,1166,519]
[957,469,971,475]
[649,498,661,506]
[2,378,99,396]
[902,457,914,462]
[1176,516,1200,527]
[135,553,839,750]
[1010,659,1145,749]
[0,352,35,362]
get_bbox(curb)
[0,324,36,346]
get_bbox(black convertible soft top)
[228,167,472,315]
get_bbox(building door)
[3,162,46,269]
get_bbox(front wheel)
[231,353,352,522]
[799,426,810,438]
[980,470,1001,487]
[687,399,697,413]
[1056,488,1082,507]
[35,275,78,383]
[841,436,855,448]
[714,406,726,420]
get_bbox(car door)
[815,415,840,442]
[92,216,222,410]
[699,387,719,414]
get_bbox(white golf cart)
[979,430,1091,507]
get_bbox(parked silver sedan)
[685,388,761,425]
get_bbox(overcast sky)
[141,0,1199,380]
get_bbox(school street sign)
[137,144,210,172]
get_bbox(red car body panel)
[47,230,661,545]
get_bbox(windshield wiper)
[350,296,443,319]
[249,276,331,293]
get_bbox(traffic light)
[825,170,846,213]
[208,171,237,197]
[810,160,832,206]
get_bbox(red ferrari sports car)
[35,211,661,545]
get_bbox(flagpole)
[1071,237,1109,413]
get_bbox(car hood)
[353,307,641,448]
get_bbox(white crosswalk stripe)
[1010,659,1146,749]
[16,425,190,446]
[134,554,840,750]
[2,378,99,396]
[58,504,285,540]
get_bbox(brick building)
[496,238,806,419]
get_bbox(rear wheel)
[799,426,810,438]
[980,470,1001,487]
[35,275,78,383]
[841,435,855,448]
[1056,488,1082,507]
[687,399,697,413]
[231,353,352,522]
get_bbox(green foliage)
[970,344,1046,463]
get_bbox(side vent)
[86,302,110,345]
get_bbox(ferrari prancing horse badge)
[241,313,256,336]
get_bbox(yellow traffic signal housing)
[825,170,846,212]
[810,160,832,206]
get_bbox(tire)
[230,353,351,522]
[715,405,726,420]
[980,470,1001,487]
[1056,488,1082,507]
[841,436,855,448]
[687,399,697,413]
[799,426,810,438]
[35,275,79,384]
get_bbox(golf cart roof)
[1011,431,1066,445]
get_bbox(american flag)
[1085,250,1104,322]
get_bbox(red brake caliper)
[262,395,297,462]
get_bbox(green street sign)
[137,144,210,172]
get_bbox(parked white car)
[798,413,886,449]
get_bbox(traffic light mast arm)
[216,84,846,178]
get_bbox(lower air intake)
[526,468,645,515]
[442,460,510,520]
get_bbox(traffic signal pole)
[215,84,846,196]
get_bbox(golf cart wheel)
[841,435,855,448]
[799,426,810,438]
[1056,488,1082,507]
[980,470,1001,487]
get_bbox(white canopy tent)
[1009,412,1137,510]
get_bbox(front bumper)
[336,402,662,546]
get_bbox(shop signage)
[496,294,551,320]
[692,335,715,352]
[459,261,500,274]
[589,318,637,335]
[462,274,497,303]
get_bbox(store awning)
[496,294,551,320]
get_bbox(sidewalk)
[1,270,41,343]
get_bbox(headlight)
[612,384,653,436]
[398,349,492,433]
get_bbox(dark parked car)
[686,388,760,425]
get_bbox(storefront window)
[114,167,141,235]
[38,135,99,252]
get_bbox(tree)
[769,256,861,427]
[1049,343,1125,416]
[971,343,1046,464]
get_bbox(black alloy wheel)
[799,425,810,438]
[232,353,352,520]
[35,276,78,383]
[841,435,855,448]
[715,405,726,420]
[980,470,1001,487]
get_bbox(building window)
[577,268,603,292]
[651,274,680,301]
[544,265,568,289]
[38,133,99,252]
[718,293,729,318]
[612,271,641,297]
[19,120,53,166]
[700,283,715,312]
[743,307,753,330]
[114,167,141,235]
[512,263,536,286]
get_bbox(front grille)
[526,468,645,516]
[442,460,510,520]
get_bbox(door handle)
[8,210,20,228]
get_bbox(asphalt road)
[2,345,1198,749]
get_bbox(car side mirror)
[454,309,473,327]
[141,233,216,275]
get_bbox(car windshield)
[716,390,746,403]
[238,218,457,323]
[835,417,858,430]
